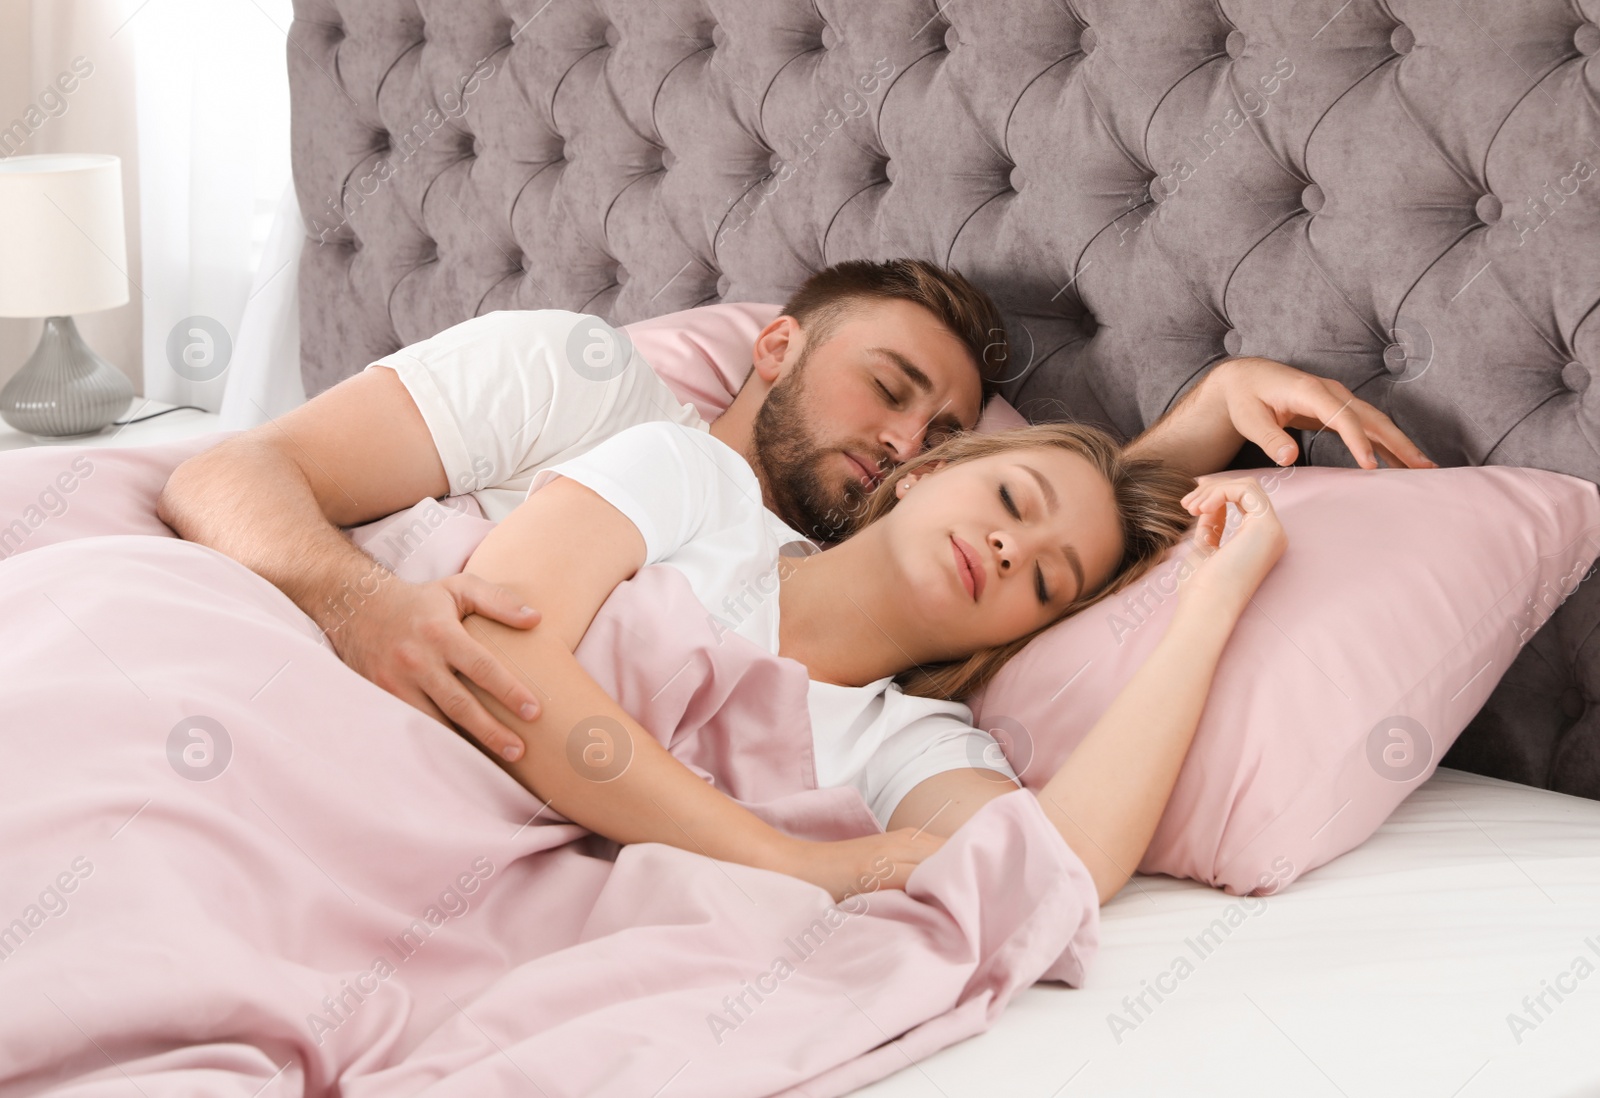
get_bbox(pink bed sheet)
[0,437,1099,1097]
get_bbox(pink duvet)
[0,437,1099,1097]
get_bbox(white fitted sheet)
[853,769,1600,1098]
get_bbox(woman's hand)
[780,830,946,903]
[1175,476,1288,619]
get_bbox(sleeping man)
[157,257,1434,778]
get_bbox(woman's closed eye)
[999,484,1052,605]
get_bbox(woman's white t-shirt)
[528,420,1019,827]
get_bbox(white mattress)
[854,769,1600,1098]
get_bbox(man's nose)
[880,414,924,463]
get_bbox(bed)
[283,1,1600,1093]
[856,768,1600,1097]
[4,1,1592,1095]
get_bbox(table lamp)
[0,154,134,437]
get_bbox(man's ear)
[751,315,802,384]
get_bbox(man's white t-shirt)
[527,419,1019,828]
[366,310,705,521]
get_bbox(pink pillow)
[625,302,1024,430]
[624,303,777,423]
[969,463,1600,896]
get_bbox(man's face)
[751,299,986,542]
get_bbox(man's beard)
[750,349,871,543]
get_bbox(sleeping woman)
[453,416,1286,904]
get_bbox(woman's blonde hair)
[846,422,1197,701]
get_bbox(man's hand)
[156,369,551,763]
[1124,355,1441,477]
[1213,357,1439,470]
[326,573,543,762]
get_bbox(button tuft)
[1562,361,1590,393]
[1225,30,1246,58]
[1223,328,1243,355]
[1475,194,1502,225]
[821,25,838,50]
[1301,183,1325,214]
[1009,166,1025,192]
[1390,24,1416,54]
[605,24,620,48]
[944,26,960,51]
[1576,22,1600,56]
[1561,688,1587,720]
[1079,26,1098,54]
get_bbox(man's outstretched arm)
[156,366,541,759]
[1123,357,1438,477]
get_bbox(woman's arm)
[886,602,1232,905]
[889,477,1283,905]
[458,475,940,900]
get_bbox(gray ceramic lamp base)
[0,315,134,437]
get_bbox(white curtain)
[219,182,306,428]
[130,0,302,420]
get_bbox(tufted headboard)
[287,0,1600,797]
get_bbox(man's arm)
[459,474,942,901]
[156,366,542,758]
[1123,357,1437,477]
[1122,364,1248,477]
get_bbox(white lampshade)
[0,154,130,318]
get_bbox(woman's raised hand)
[782,829,946,903]
[1175,476,1288,619]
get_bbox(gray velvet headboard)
[287,0,1600,797]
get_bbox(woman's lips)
[950,535,985,601]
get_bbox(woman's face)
[884,446,1125,657]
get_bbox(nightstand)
[0,398,223,453]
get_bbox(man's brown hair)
[778,259,1010,406]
